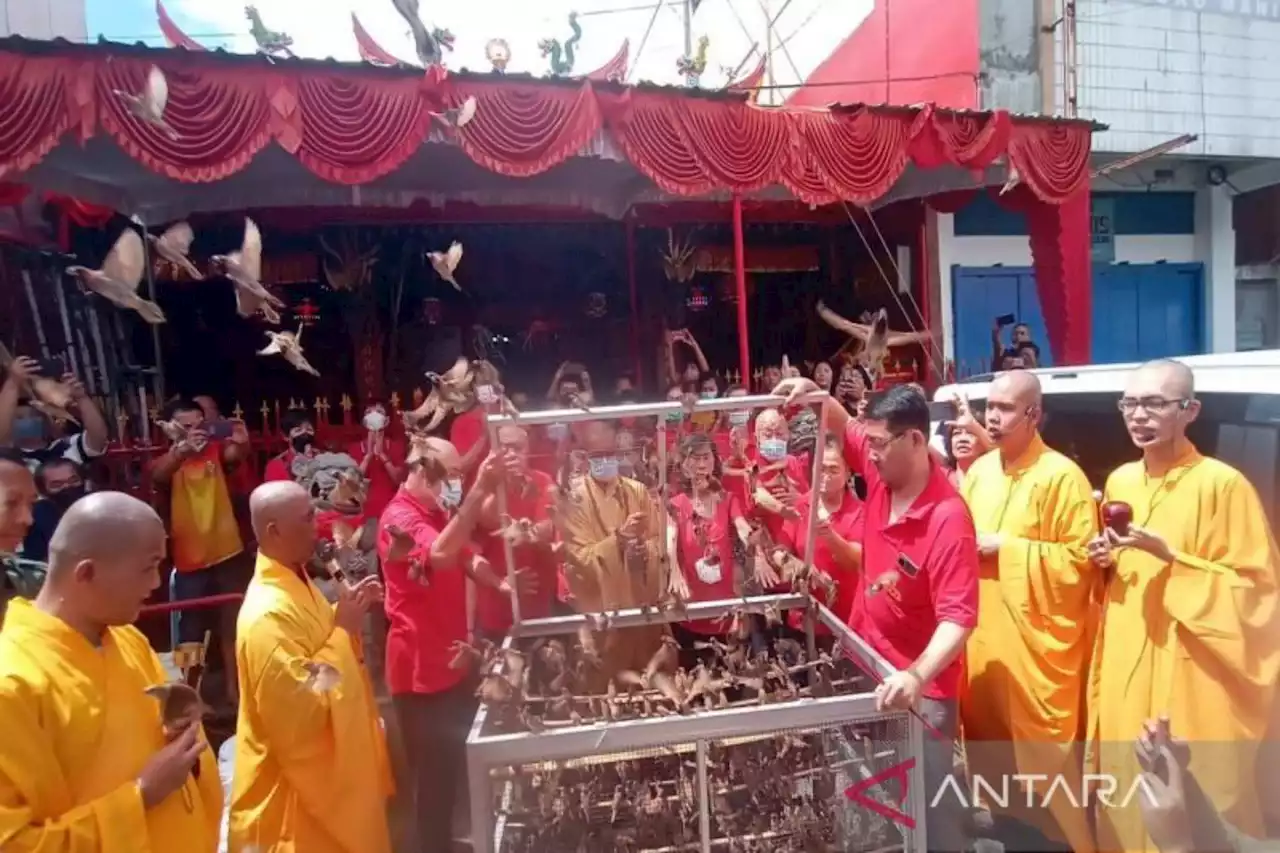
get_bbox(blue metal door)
[953,263,1204,371]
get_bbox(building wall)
[0,0,86,41]
[1058,0,1280,157]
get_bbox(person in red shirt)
[777,437,863,638]
[377,439,509,853]
[774,377,977,852]
[346,401,405,521]
[474,424,556,640]
[667,433,747,653]
[262,410,316,483]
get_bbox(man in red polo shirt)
[377,439,506,853]
[775,378,977,852]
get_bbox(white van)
[930,351,1280,525]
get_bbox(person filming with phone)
[991,315,1042,371]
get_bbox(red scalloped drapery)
[0,46,1095,361]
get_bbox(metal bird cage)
[466,395,929,853]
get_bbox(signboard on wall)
[1091,196,1116,264]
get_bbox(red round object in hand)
[1102,501,1133,536]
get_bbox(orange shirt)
[168,441,243,572]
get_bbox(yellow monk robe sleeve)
[1163,472,1280,682]
[0,679,151,853]
[993,463,1098,598]
[241,615,366,842]
[561,497,616,609]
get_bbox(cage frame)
[466,395,927,853]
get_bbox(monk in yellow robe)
[229,481,392,853]
[561,418,667,676]
[1088,359,1280,853]
[0,491,221,852]
[957,371,1099,853]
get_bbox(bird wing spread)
[158,221,194,254]
[146,65,169,117]
[259,336,282,355]
[815,301,870,341]
[102,229,146,291]
[241,217,263,282]
[440,355,469,385]
[446,241,463,271]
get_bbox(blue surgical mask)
[700,391,717,400]
[728,410,750,427]
[546,422,568,442]
[13,416,43,444]
[759,438,788,462]
[439,477,463,510]
[589,455,619,480]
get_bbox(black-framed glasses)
[1117,397,1187,415]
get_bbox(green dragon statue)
[676,34,710,80]
[245,5,294,57]
[538,12,582,77]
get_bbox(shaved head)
[984,370,1043,454]
[251,481,316,567]
[1129,359,1195,399]
[1121,359,1199,453]
[44,491,166,628]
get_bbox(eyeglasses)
[866,431,908,453]
[1117,397,1187,415]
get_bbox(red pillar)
[732,195,750,384]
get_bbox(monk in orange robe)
[957,371,1099,853]
[0,492,221,852]
[229,481,392,853]
[1088,359,1280,852]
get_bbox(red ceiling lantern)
[686,282,710,312]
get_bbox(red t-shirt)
[841,421,978,701]
[778,490,864,634]
[475,470,558,635]
[378,488,469,695]
[670,492,743,635]
[345,436,407,522]
[262,450,296,483]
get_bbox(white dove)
[65,229,166,324]
[148,222,203,280]
[431,95,477,130]
[815,302,930,380]
[209,217,284,324]
[259,324,320,377]
[112,65,179,140]
[427,241,464,290]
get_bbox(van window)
[966,392,1280,527]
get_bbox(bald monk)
[229,481,392,853]
[0,451,37,620]
[0,491,222,851]
[1088,360,1280,853]
[561,418,667,674]
[954,371,1098,852]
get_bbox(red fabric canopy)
[0,45,1095,362]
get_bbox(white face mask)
[476,384,497,405]
[363,410,388,432]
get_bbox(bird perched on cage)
[0,344,79,424]
[146,221,204,280]
[65,229,167,325]
[209,217,284,324]
[427,240,464,290]
[815,302,931,380]
[113,65,179,140]
[258,324,321,377]
[404,355,473,432]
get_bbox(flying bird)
[432,95,477,130]
[148,222,204,280]
[65,229,167,325]
[815,302,930,379]
[389,0,450,66]
[427,241,464,290]
[0,343,79,424]
[404,355,472,431]
[259,324,320,377]
[113,65,179,140]
[209,218,284,324]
